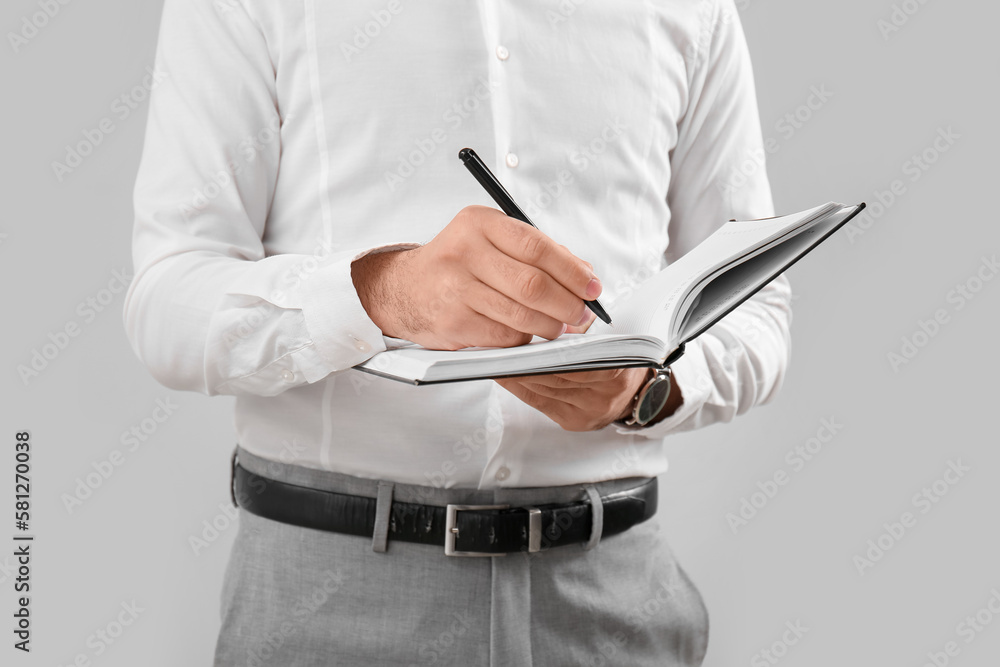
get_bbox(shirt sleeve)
[123,0,420,397]
[616,0,793,439]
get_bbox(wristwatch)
[617,367,672,427]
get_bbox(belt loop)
[583,485,603,551]
[371,481,395,553]
[230,445,239,507]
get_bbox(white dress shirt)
[124,0,792,489]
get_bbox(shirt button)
[280,369,295,383]
[505,152,519,168]
[495,466,510,482]
[495,45,509,61]
[353,337,372,353]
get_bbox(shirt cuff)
[297,242,422,382]
[612,340,713,439]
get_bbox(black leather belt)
[232,463,657,556]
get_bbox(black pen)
[458,148,612,326]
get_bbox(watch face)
[636,375,671,425]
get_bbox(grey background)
[2,0,997,665]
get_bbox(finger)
[495,378,573,419]
[565,309,597,334]
[427,303,533,350]
[557,243,594,274]
[549,367,626,384]
[470,251,590,329]
[513,378,607,417]
[461,280,568,341]
[481,212,602,303]
[506,373,586,390]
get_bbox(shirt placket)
[479,0,517,180]
[478,7,534,666]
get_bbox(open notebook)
[354,201,865,385]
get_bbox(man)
[125,0,791,664]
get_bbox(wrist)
[646,373,683,427]
[351,249,413,338]
[615,368,654,422]
[615,367,683,428]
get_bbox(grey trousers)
[214,447,709,666]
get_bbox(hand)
[351,205,601,350]
[495,311,684,431]
[495,366,650,432]
[495,311,644,432]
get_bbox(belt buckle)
[444,504,515,557]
